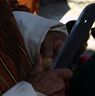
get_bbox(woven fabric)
[0,0,32,93]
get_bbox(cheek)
[53,40,64,57]
[40,41,54,58]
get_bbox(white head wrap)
[13,11,68,64]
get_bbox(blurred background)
[39,0,95,56]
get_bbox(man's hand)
[27,68,73,95]
[27,54,73,95]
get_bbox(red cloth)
[0,0,32,93]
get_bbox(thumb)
[34,54,44,72]
[54,68,73,80]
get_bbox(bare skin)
[39,31,68,70]
[9,0,73,95]
[27,31,73,96]
[27,54,73,96]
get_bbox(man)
[13,10,68,70]
[0,0,73,96]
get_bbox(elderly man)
[0,0,73,96]
[13,10,68,70]
[8,0,69,72]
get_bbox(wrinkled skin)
[27,54,73,96]
[8,0,73,95]
[40,31,67,59]
[40,31,68,70]
[27,31,73,96]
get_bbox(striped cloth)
[0,0,32,94]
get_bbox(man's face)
[40,31,68,70]
[40,31,67,59]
